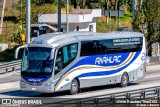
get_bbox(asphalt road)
[0,65,160,98]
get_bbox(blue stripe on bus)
[55,52,139,86]
[68,52,130,71]
[77,52,140,78]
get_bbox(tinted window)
[55,43,78,74]
[80,41,102,56]
[80,37,143,56]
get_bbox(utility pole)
[0,0,6,34]
[26,0,31,43]
[132,0,137,22]
[58,0,62,32]
[66,0,69,32]
[106,0,109,24]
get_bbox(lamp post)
[26,0,30,44]
[66,0,69,32]
[58,0,62,32]
[132,0,137,22]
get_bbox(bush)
[11,29,23,44]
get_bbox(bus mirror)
[14,45,27,59]
[50,49,55,60]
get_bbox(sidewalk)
[146,64,160,71]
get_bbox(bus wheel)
[70,79,79,95]
[120,72,129,87]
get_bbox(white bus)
[15,31,146,94]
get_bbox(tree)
[31,0,55,5]
[70,0,105,9]
[134,0,160,56]
[17,0,57,23]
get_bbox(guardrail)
[0,60,21,74]
[51,86,160,107]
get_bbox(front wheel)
[70,79,79,95]
[120,72,129,87]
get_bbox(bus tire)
[120,72,129,87]
[70,79,79,95]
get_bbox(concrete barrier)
[146,56,160,65]
[0,44,8,51]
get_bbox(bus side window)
[55,43,78,75]
[63,44,78,67]
[55,49,63,75]
[81,41,102,56]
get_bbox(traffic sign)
[105,10,124,17]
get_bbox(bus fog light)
[44,82,51,86]
[20,80,26,85]
[51,80,54,83]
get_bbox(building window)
[89,25,93,31]
[77,26,79,31]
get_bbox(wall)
[61,17,97,32]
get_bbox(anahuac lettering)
[95,55,121,65]
[28,78,42,82]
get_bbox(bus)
[15,31,146,94]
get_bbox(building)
[38,9,101,32]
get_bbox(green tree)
[70,0,105,9]
[134,0,160,56]
[11,29,23,44]
[17,0,57,23]
[31,0,55,5]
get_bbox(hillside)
[0,0,19,15]
[0,0,133,62]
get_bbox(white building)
[38,9,102,32]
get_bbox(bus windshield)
[21,47,54,78]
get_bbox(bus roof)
[28,31,144,48]
[76,31,144,41]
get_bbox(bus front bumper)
[20,81,55,93]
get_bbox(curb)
[146,65,160,71]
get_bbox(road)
[0,65,160,98]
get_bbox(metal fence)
[45,86,160,107]
[0,59,21,74]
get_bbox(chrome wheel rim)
[122,75,127,85]
[71,81,78,92]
